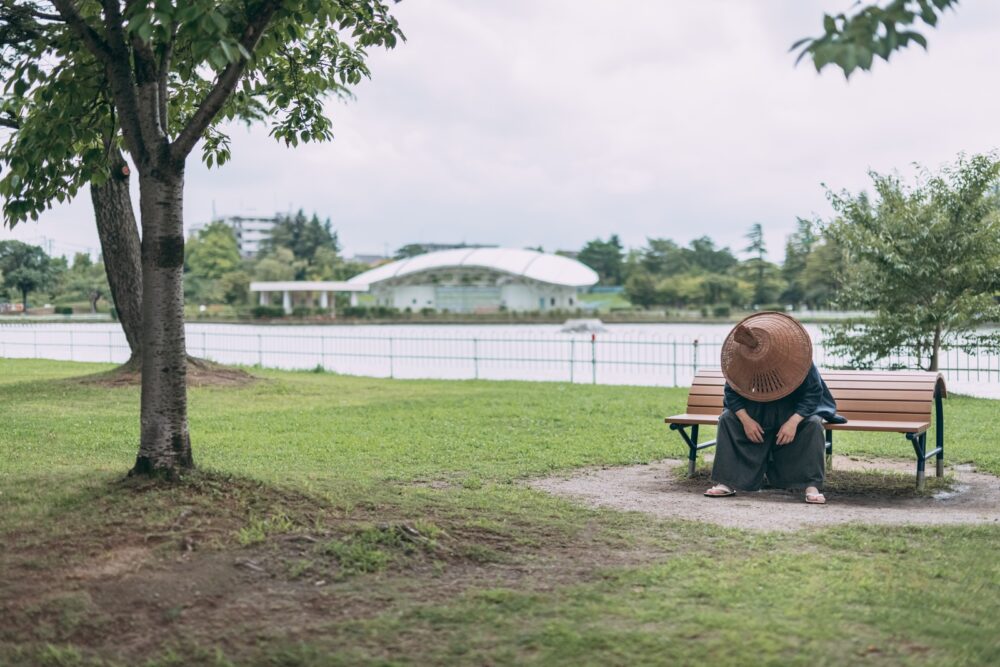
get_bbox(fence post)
[569,339,575,383]
[202,331,208,359]
[591,334,597,385]
[672,340,677,387]
[321,336,326,371]
[108,331,113,362]
[33,328,38,358]
[473,337,479,380]
[692,339,699,375]
[257,334,263,367]
[389,337,395,379]
[69,330,74,361]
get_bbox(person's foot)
[804,485,826,504]
[704,484,735,497]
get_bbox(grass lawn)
[1,358,998,666]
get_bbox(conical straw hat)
[720,312,813,402]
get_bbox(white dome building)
[348,247,599,313]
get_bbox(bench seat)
[665,414,930,434]
[665,368,946,488]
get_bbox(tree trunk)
[130,165,192,475]
[21,288,28,312]
[929,325,942,372]
[90,151,143,362]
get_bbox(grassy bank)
[1,359,998,666]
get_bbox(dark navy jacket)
[723,363,838,422]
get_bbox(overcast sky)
[3,0,1000,261]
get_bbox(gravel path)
[529,456,1000,532]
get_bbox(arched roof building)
[348,248,599,313]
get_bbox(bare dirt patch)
[1,472,667,665]
[75,355,257,388]
[528,455,1000,532]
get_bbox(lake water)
[1,321,997,399]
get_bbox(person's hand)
[776,414,804,445]
[737,411,764,443]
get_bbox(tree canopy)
[0,239,55,309]
[578,235,625,285]
[0,0,403,225]
[822,153,1000,371]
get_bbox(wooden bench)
[665,368,947,489]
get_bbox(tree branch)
[51,0,148,164]
[170,0,282,160]
[49,0,112,60]
[157,22,177,132]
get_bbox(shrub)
[712,305,731,318]
[341,306,368,318]
[251,305,286,319]
[54,306,73,316]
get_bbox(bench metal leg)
[688,425,699,476]
[908,432,927,490]
[825,429,833,470]
[917,434,926,490]
[668,423,717,478]
[935,394,945,477]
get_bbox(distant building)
[202,215,279,258]
[347,247,599,313]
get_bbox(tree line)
[574,221,842,313]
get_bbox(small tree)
[780,218,817,308]
[1,1,402,476]
[578,235,624,285]
[0,240,54,311]
[823,154,1000,371]
[187,222,242,281]
[624,269,657,309]
[742,223,771,306]
[57,252,112,311]
[263,210,340,278]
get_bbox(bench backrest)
[685,368,946,424]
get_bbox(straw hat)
[720,311,813,402]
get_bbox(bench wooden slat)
[688,388,935,402]
[825,380,937,391]
[688,394,930,418]
[835,399,932,414]
[834,410,931,422]
[664,414,931,434]
[827,419,929,434]
[664,413,722,426]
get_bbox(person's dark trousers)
[710,409,825,492]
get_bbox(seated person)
[704,312,843,505]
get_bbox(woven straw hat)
[720,311,813,402]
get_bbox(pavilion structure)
[249,281,369,316]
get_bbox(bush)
[712,305,731,318]
[291,306,313,317]
[54,306,73,316]
[252,305,286,319]
[341,306,368,318]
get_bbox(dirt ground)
[529,455,1000,532]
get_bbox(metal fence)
[1,323,998,392]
